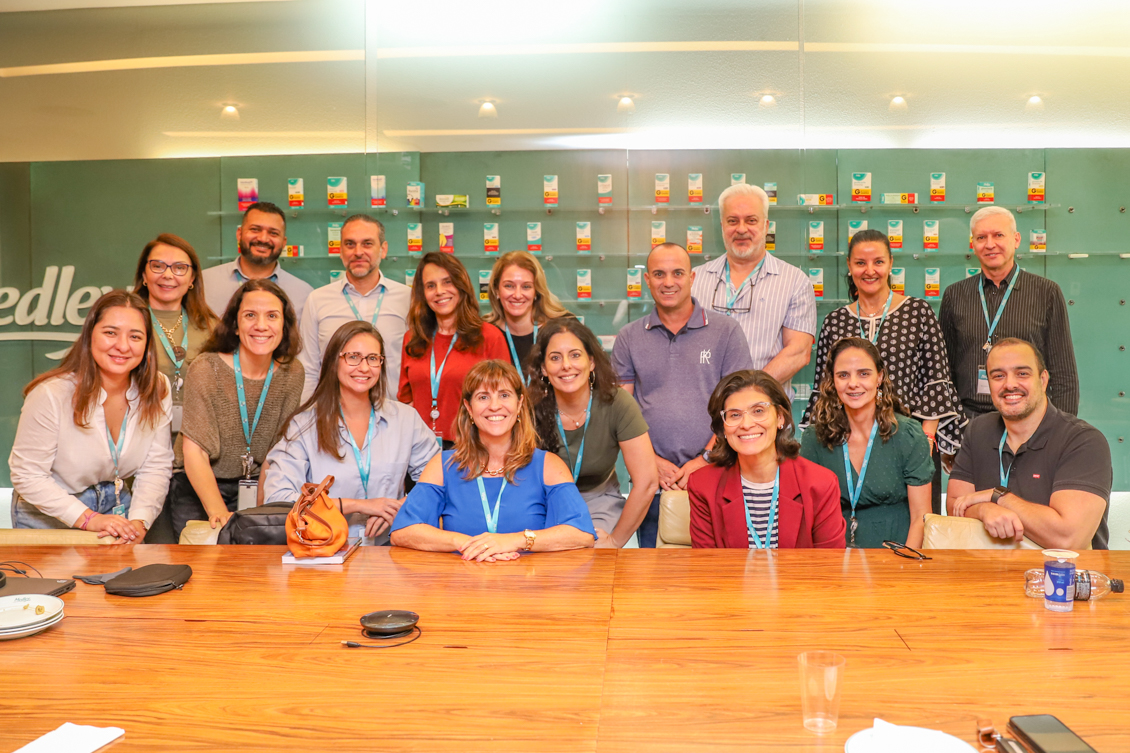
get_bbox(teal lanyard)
[998,430,1013,487]
[978,269,1019,351]
[106,407,130,513]
[554,390,593,480]
[842,421,878,547]
[856,291,893,344]
[742,468,779,550]
[234,348,275,461]
[723,256,766,314]
[149,308,188,371]
[342,285,385,328]
[475,476,506,534]
[503,323,538,378]
[340,405,377,496]
[429,334,459,439]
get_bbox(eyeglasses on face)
[147,260,192,277]
[882,540,932,560]
[339,352,383,367]
[720,402,774,426]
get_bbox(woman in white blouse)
[264,320,438,544]
[9,290,173,541]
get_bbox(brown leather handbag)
[285,476,348,558]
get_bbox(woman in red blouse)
[398,252,508,447]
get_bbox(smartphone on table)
[1007,715,1098,753]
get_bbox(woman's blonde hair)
[484,251,571,326]
[810,337,909,449]
[451,360,537,483]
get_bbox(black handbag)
[217,501,295,545]
[103,564,192,597]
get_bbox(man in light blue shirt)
[298,215,411,402]
[202,201,314,322]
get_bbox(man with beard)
[203,201,314,321]
[690,183,815,397]
[297,214,410,401]
[947,338,1110,549]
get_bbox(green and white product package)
[808,268,824,298]
[407,182,424,207]
[655,174,670,204]
[848,220,868,240]
[687,226,703,254]
[478,270,490,301]
[486,175,501,207]
[288,178,304,208]
[597,174,612,205]
[651,221,666,248]
[576,222,591,253]
[923,220,939,250]
[328,222,343,254]
[688,174,703,203]
[891,267,906,294]
[1030,229,1047,252]
[484,223,499,254]
[370,175,385,207]
[327,177,347,207]
[543,175,558,205]
[627,268,642,298]
[930,172,946,202]
[925,268,940,298]
[852,172,872,203]
[887,220,903,250]
[731,173,746,185]
[763,182,777,205]
[808,221,824,252]
[527,222,542,254]
[577,269,592,299]
[439,222,454,253]
[407,223,422,254]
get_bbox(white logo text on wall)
[0,266,113,359]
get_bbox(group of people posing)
[8,183,1112,555]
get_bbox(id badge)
[170,404,183,434]
[237,479,257,511]
[977,366,990,395]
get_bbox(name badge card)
[1030,228,1047,252]
[439,222,454,254]
[1028,172,1046,203]
[924,268,940,298]
[576,222,591,253]
[288,178,304,208]
[327,177,348,207]
[852,172,872,202]
[237,178,259,211]
[764,182,777,205]
[687,226,703,254]
[977,367,990,394]
[577,269,592,299]
[977,182,994,204]
[688,174,703,203]
[527,222,542,254]
[543,175,558,206]
[486,175,501,207]
[766,220,776,251]
[654,174,670,204]
[808,268,824,298]
[238,479,257,511]
[808,221,824,252]
[328,222,343,254]
[627,269,642,298]
[597,174,612,204]
[930,172,946,202]
[891,267,906,294]
[484,223,499,254]
[370,175,386,207]
[651,221,666,248]
[923,220,939,250]
[887,220,903,250]
[407,223,422,254]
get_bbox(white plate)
[0,610,64,634]
[0,611,64,641]
[0,594,65,629]
[845,725,977,753]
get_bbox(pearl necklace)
[482,466,505,477]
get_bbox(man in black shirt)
[947,338,1110,550]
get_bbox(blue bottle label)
[1045,561,1076,605]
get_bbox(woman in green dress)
[801,336,933,548]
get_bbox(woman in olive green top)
[801,336,933,548]
[528,318,659,548]
[132,233,219,542]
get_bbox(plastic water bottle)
[1041,550,1078,612]
[1025,568,1125,600]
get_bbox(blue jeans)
[635,492,663,548]
[13,481,132,529]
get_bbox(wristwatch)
[990,486,1009,504]
[522,529,537,551]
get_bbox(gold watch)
[522,529,537,551]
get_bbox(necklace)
[156,311,187,360]
[557,408,587,429]
[482,466,505,477]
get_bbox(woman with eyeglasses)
[265,321,438,544]
[391,360,595,560]
[527,318,658,547]
[800,337,933,549]
[688,370,845,549]
[132,234,219,541]
[483,251,573,375]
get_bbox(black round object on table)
[360,610,419,639]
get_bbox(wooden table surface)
[2,546,1127,752]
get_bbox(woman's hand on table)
[459,532,524,562]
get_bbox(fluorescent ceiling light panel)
[0,49,363,77]
[806,42,1130,57]
[382,128,639,137]
[376,41,798,59]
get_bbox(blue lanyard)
[978,269,1019,350]
[105,407,129,483]
[742,468,779,550]
[723,257,766,314]
[428,334,459,425]
[341,405,377,496]
[475,476,506,534]
[150,308,188,371]
[998,430,1013,487]
[342,285,385,328]
[842,421,878,547]
[554,390,593,480]
[503,323,538,378]
[233,348,275,457]
[856,291,893,344]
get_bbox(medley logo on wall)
[0,266,112,359]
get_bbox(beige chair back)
[657,490,691,548]
[0,528,114,545]
[922,513,1042,550]
[179,520,221,545]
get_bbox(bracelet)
[79,509,95,530]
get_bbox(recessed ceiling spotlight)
[617,96,635,114]
[889,95,907,112]
[1026,94,1045,112]
[759,94,777,108]
[477,100,498,119]
[220,104,240,121]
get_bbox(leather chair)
[656,490,691,548]
[0,528,114,545]
[922,513,1042,550]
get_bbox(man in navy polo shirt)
[612,243,754,547]
[947,338,1110,549]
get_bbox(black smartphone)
[1008,715,1098,753]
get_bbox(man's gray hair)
[718,183,769,222]
[970,205,1017,236]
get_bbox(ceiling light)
[759,94,777,108]
[1026,94,1045,111]
[617,96,636,114]
[477,100,497,119]
[889,95,907,112]
[220,104,240,121]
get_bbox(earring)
[589,372,595,387]
[878,389,884,399]
[189,283,194,289]
[542,375,550,385]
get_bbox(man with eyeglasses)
[297,214,410,401]
[203,201,314,322]
[689,183,816,397]
[612,243,753,547]
[947,338,1109,550]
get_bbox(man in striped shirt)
[690,184,816,398]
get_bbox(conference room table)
[2,545,1127,752]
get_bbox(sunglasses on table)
[882,541,932,560]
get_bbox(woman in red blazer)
[688,370,846,549]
